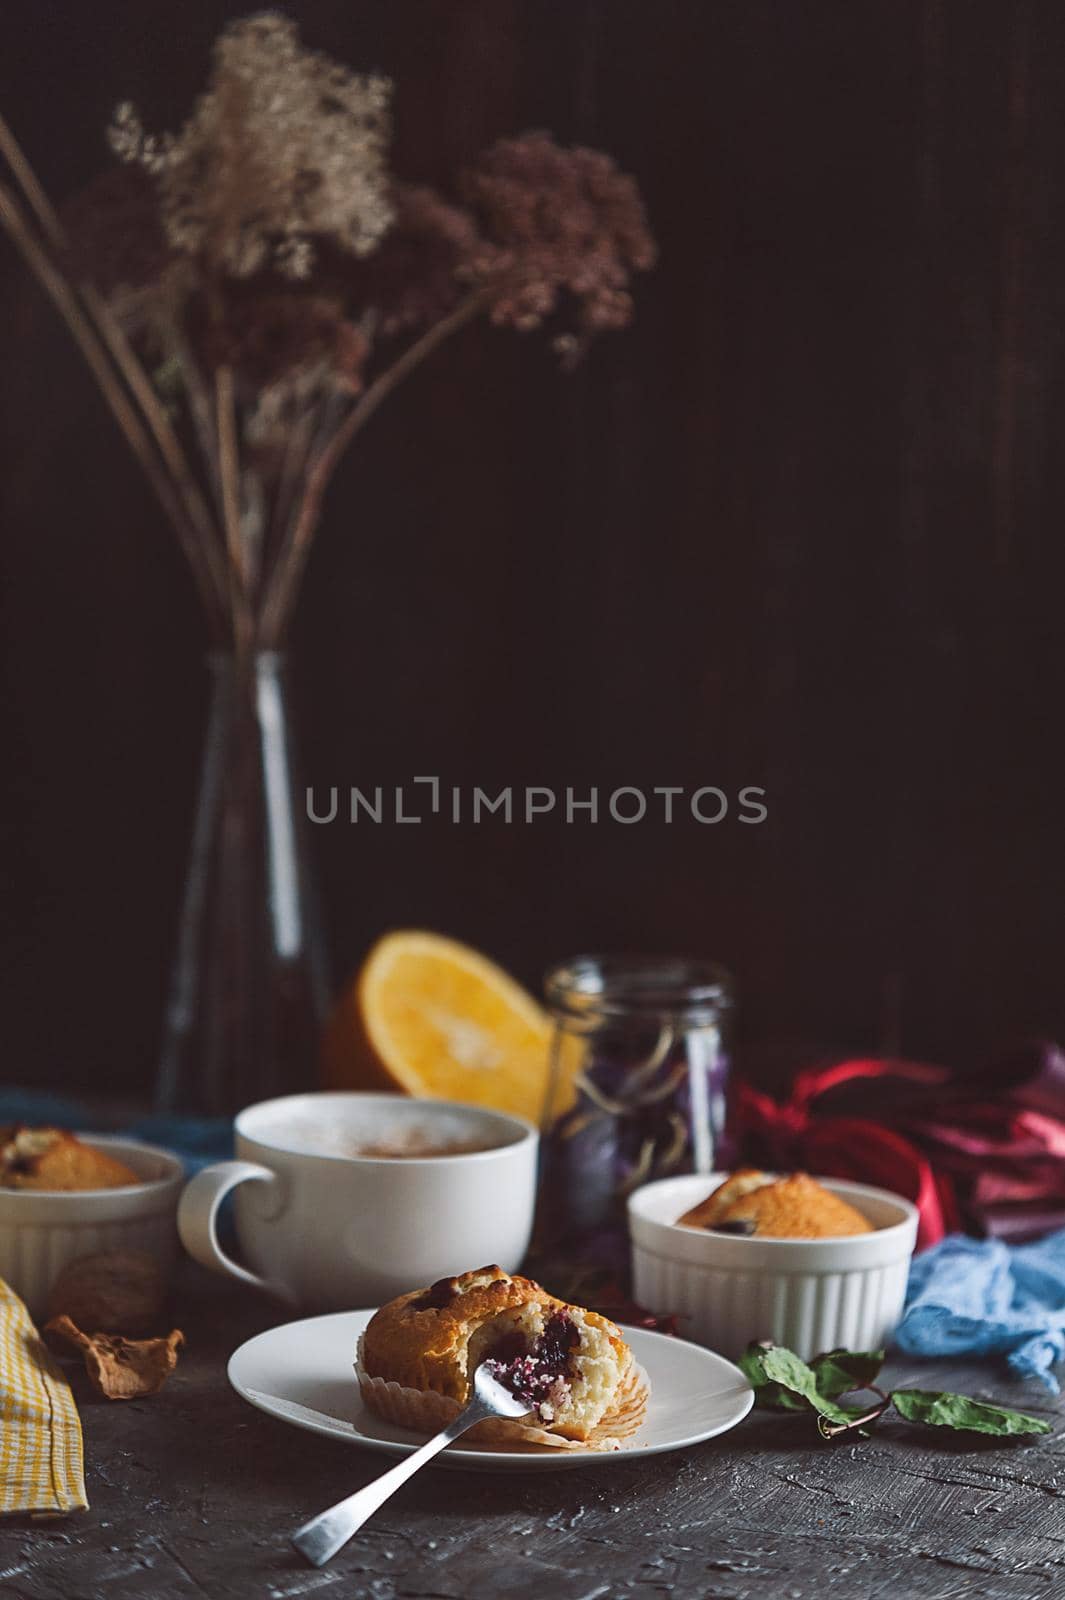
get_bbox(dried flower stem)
[0,111,63,247]
[0,182,226,634]
[163,317,227,521]
[215,366,252,655]
[268,406,316,577]
[87,286,228,603]
[0,111,229,631]
[261,291,484,643]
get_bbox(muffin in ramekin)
[628,1171,918,1359]
[0,1135,184,1318]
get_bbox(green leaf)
[891,1389,1052,1437]
[736,1344,803,1410]
[739,1343,855,1425]
[810,1348,885,1399]
[737,1343,796,1409]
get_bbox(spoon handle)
[290,1400,490,1567]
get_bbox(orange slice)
[322,930,577,1126]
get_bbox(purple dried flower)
[185,278,369,389]
[458,132,656,338]
[357,183,480,335]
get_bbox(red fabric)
[734,1044,1065,1249]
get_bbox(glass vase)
[155,652,329,1115]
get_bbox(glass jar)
[537,955,734,1269]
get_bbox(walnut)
[46,1250,166,1335]
[45,1316,184,1400]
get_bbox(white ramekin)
[628,1172,918,1359]
[0,1135,185,1318]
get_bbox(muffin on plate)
[677,1169,873,1239]
[357,1265,649,1450]
[0,1128,140,1191]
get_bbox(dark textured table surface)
[4,1265,1064,1600]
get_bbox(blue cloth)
[124,1116,233,1173]
[0,1091,233,1175]
[895,1231,1065,1392]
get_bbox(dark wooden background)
[2,0,1064,1098]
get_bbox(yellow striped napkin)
[0,1281,86,1513]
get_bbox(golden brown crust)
[677,1170,873,1238]
[722,1173,872,1237]
[361,1266,563,1400]
[0,1128,140,1191]
[676,1168,770,1229]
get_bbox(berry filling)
[412,1276,459,1310]
[482,1312,582,1422]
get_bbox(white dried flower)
[109,13,393,279]
[108,102,172,174]
[275,235,314,280]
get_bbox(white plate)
[228,1308,753,1472]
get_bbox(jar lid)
[544,954,733,1026]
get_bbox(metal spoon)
[291,1364,532,1567]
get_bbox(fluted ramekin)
[629,1172,918,1359]
[0,1136,184,1318]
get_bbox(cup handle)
[178,1160,296,1302]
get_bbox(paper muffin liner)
[355,1335,650,1453]
[587,1354,650,1441]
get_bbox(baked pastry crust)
[677,1167,771,1229]
[678,1170,873,1238]
[0,1128,140,1191]
[358,1265,648,1449]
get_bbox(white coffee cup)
[177,1091,538,1311]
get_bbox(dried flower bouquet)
[0,11,655,654]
